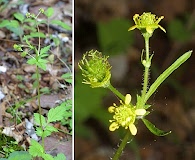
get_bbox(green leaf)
[34,113,47,126]
[47,105,66,123]
[61,73,72,83]
[54,153,66,160]
[23,36,34,49]
[145,51,192,103]
[45,125,58,132]
[27,57,37,65]
[40,45,50,55]
[36,125,57,138]
[44,7,54,18]
[0,20,9,27]
[42,153,54,160]
[30,32,46,38]
[39,125,58,137]
[0,20,22,36]
[23,25,37,32]
[40,87,50,94]
[14,12,25,23]
[97,18,134,55]
[142,118,171,136]
[35,127,44,137]
[51,20,71,30]
[37,58,48,70]
[7,151,32,160]
[29,139,44,157]
[21,51,27,57]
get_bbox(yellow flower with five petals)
[108,94,146,135]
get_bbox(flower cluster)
[128,12,166,36]
[108,94,146,135]
[78,50,111,88]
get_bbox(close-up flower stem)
[107,84,125,101]
[140,36,150,109]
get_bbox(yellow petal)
[129,124,137,135]
[146,27,153,34]
[128,25,137,31]
[135,109,146,115]
[108,106,115,113]
[109,122,119,131]
[125,94,131,105]
[158,25,166,33]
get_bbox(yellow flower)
[128,12,166,35]
[108,94,146,135]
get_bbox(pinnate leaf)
[34,113,46,126]
[29,139,44,157]
[40,45,50,55]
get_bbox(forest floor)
[0,0,72,159]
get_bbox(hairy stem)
[140,36,150,108]
[112,131,131,160]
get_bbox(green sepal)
[145,50,192,103]
[142,118,171,136]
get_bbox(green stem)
[107,83,125,101]
[36,66,44,150]
[112,131,131,160]
[35,17,45,150]
[140,36,150,108]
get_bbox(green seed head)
[78,50,111,88]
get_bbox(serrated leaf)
[40,45,50,55]
[48,105,66,123]
[36,127,44,137]
[7,151,32,160]
[34,113,46,126]
[29,139,44,157]
[39,125,58,138]
[54,153,66,160]
[42,153,54,160]
[45,125,58,132]
[44,7,54,18]
[27,58,37,65]
[51,20,71,30]
[42,130,52,138]
[14,12,25,22]
[142,118,171,136]
[37,58,48,70]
